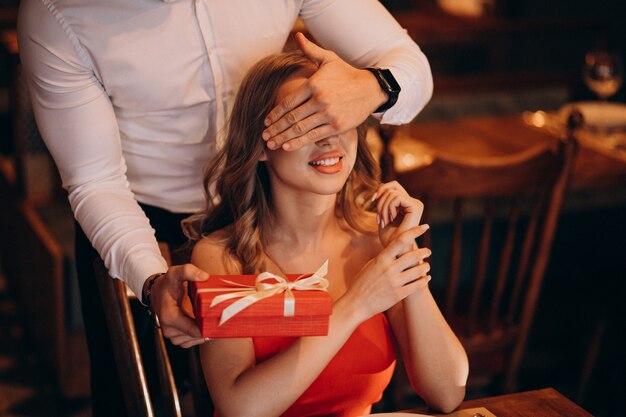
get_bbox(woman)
[187,52,468,417]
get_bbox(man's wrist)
[362,69,389,112]
[142,272,166,306]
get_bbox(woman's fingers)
[374,180,405,197]
[352,239,432,319]
[385,247,431,279]
[393,256,431,285]
[376,190,396,227]
[374,184,422,228]
[384,193,403,226]
[377,190,405,227]
[398,274,432,298]
[382,226,429,260]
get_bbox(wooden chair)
[379,112,581,395]
[94,251,213,417]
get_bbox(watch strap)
[365,67,401,113]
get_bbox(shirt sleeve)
[17,0,168,299]
[300,0,433,125]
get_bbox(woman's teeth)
[309,157,341,166]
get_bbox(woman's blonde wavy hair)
[184,51,380,273]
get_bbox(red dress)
[253,313,397,417]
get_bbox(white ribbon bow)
[198,260,329,325]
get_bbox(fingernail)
[376,214,380,225]
[422,224,430,230]
[381,220,385,228]
[282,142,290,150]
[268,140,276,149]
[262,132,270,140]
[264,118,271,126]
[371,193,378,202]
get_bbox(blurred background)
[1,0,624,416]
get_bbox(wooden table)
[407,388,593,417]
[390,114,626,192]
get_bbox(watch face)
[379,68,401,93]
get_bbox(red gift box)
[189,264,332,338]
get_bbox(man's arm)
[263,0,433,150]
[18,0,167,299]
[17,0,207,347]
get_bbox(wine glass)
[583,51,623,101]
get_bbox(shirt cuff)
[125,254,168,304]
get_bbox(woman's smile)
[308,151,344,174]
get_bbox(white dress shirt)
[17,0,433,299]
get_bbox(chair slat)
[445,198,463,317]
[467,198,495,337]
[189,346,215,416]
[94,260,154,417]
[504,133,578,392]
[506,194,541,325]
[154,326,182,417]
[488,199,520,332]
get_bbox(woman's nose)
[315,135,339,147]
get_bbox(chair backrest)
[379,112,580,393]
[94,255,212,417]
[94,258,178,417]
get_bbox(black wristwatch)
[365,67,401,113]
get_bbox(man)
[18,0,433,415]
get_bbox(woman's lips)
[309,152,344,174]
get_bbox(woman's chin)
[310,182,346,196]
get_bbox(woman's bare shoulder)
[191,226,241,274]
[360,231,384,258]
[347,212,383,258]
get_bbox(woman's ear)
[259,147,268,161]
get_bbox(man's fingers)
[267,113,329,150]
[168,333,206,348]
[264,105,323,147]
[164,313,202,339]
[180,338,208,349]
[162,327,187,340]
[294,32,329,66]
[264,83,312,128]
[171,263,209,283]
[281,124,336,151]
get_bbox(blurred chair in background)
[93,246,213,417]
[378,112,580,403]
[0,32,89,400]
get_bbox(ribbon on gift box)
[197,260,329,325]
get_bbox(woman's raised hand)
[341,226,431,323]
[373,181,425,251]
